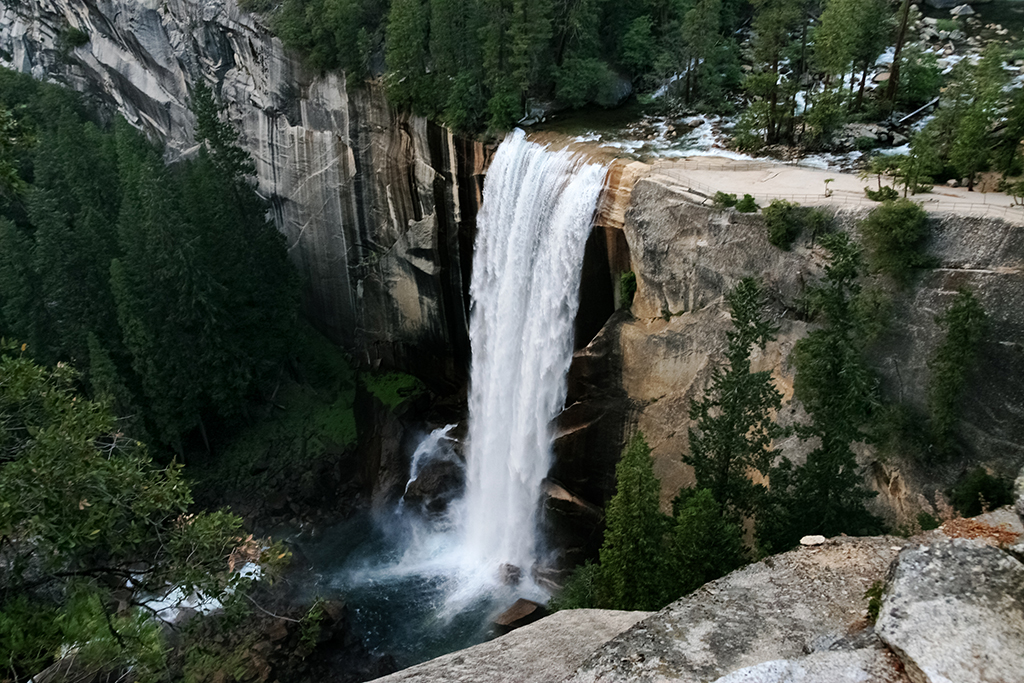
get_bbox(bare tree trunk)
[884,0,913,111]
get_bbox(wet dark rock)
[498,563,523,586]
[403,458,465,515]
[494,599,547,633]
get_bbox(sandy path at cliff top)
[645,156,1024,224]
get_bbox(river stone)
[565,536,905,683]
[876,539,1024,683]
[368,609,651,683]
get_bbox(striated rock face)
[876,539,1024,683]
[0,0,486,383]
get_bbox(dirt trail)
[647,156,1024,225]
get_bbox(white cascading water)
[326,132,605,665]
[460,129,606,579]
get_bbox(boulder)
[950,4,974,16]
[565,537,906,682]
[494,598,547,633]
[924,0,960,8]
[876,539,1024,683]
[402,458,465,515]
[369,609,651,683]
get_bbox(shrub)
[948,467,1013,517]
[864,580,884,623]
[714,191,738,208]
[735,194,759,213]
[916,512,940,531]
[855,136,878,151]
[619,271,637,309]
[864,185,900,202]
[762,199,801,250]
[859,199,931,281]
[60,26,90,48]
[548,561,601,610]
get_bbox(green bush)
[736,194,759,213]
[864,580,884,623]
[916,512,940,531]
[859,199,931,281]
[855,136,878,151]
[548,561,601,610]
[714,191,738,208]
[935,18,957,32]
[59,26,90,48]
[948,467,1013,517]
[363,371,426,410]
[619,271,637,309]
[762,199,801,250]
[864,185,900,202]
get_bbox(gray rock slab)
[564,536,906,683]
[876,538,1024,683]
[710,648,910,683]
[368,609,651,683]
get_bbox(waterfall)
[461,129,606,579]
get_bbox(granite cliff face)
[561,175,1024,527]
[0,0,486,384]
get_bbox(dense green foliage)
[685,278,780,519]
[735,194,759,213]
[859,199,930,282]
[927,289,987,456]
[0,345,272,682]
[761,200,831,251]
[757,233,881,554]
[0,71,298,453]
[242,0,746,130]
[948,467,1013,517]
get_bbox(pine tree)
[685,277,782,520]
[385,0,431,110]
[928,289,987,456]
[758,233,881,553]
[598,432,673,611]
[669,488,746,596]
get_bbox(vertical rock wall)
[0,0,487,385]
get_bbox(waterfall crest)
[462,129,606,578]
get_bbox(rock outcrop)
[0,0,485,384]
[566,536,908,683]
[369,509,1023,683]
[370,609,652,683]
[876,539,1024,683]
[580,177,1024,520]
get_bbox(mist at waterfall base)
[298,131,607,668]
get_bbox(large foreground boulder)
[876,539,1024,683]
[369,609,650,683]
[565,536,907,683]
